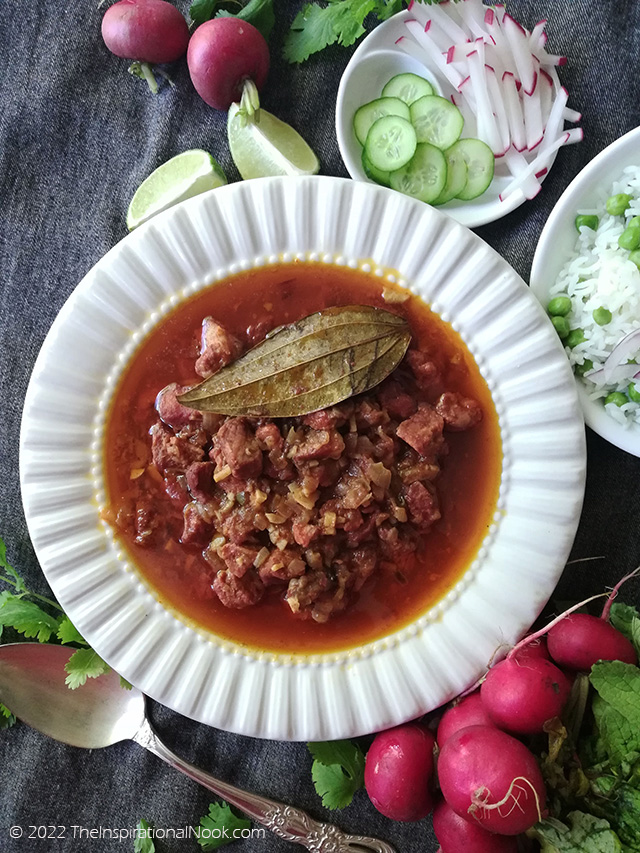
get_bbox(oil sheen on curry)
[103,262,502,653]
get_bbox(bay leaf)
[178,305,411,417]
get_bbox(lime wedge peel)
[227,103,320,181]
[126,149,227,230]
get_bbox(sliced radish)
[523,84,544,151]
[502,13,537,95]
[485,65,510,153]
[504,147,542,200]
[404,19,464,89]
[501,71,527,151]
[500,131,571,200]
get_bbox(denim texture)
[0,1,639,851]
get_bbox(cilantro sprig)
[196,801,251,850]
[283,0,456,64]
[0,535,116,705]
[308,739,366,809]
[189,0,275,41]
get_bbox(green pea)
[551,316,570,338]
[628,382,640,403]
[575,214,599,232]
[547,295,572,317]
[606,193,633,216]
[566,328,587,348]
[592,306,612,326]
[575,359,594,376]
[629,250,640,270]
[604,391,628,407]
[618,225,640,250]
[628,216,640,228]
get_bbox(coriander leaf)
[56,616,86,645]
[284,0,376,64]
[0,702,16,731]
[64,648,110,689]
[308,739,365,809]
[372,0,403,21]
[120,675,134,691]
[217,0,275,42]
[609,603,640,658]
[528,811,624,852]
[134,819,155,853]
[0,595,60,642]
[196,801,251,850]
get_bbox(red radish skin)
[436,692,495,746]
[480,657,570,735]
[101,0,189,64]
[433,799,519,853]
[364,723,436,821]
[438,725,547,835]
[187,18,270,110]
[511,637,550,662]
[547,612,637,670]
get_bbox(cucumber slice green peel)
[448,138,495,201]
[389,143,447,204]
[353,97,410,146]
[364,115,417,173]
[410,95,464,151]
[381,73,435,105]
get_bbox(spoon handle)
[134,718,395,853]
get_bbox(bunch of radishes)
[101,0,269,108]
[364,599,638,851]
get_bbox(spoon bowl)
[0,642,144,748]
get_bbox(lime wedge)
[126,149,227,230]
[227,104,320,180]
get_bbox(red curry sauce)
[103,262,502,653]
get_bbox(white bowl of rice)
[531,126,640,457]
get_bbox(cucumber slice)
[362,149,391,187]
[353,97,411,147]
[389,142,447,204]
[449,138,495,200]
[432,145,468,205]
[409,95,464,150]
[381,73,435,106]
[364,115,417,173]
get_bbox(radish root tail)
[468,776,544,825]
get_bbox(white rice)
[549,165,640,427]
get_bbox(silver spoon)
[0,642,395,853]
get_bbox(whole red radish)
[437,692,495,746]
[101,0,189,64]
[480,657,571,734]
[547,612,637,670]
[433,799,518,852]
[187,17,270,110]
[438,725,547,835]
[364,723,436,821]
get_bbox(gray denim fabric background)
[1,1,640,851]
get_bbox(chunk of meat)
[155,383,202,430]
[258,548,306,585]
[134,499,160,546]
[181,501,212,545]
[212,569,264,608]
[214,417,263,479]
[292,521,320,547]
[403,481,440,529]
[290,428,345,462]
[349,546,378,591]
[302,403,353,430]
[435,391,483,431]
[150,422,206,473]
[219,505,266,544]
[376,379,417,420]
[185,461,216,503]
[255,422,283,452]
[285,571,329,614]
[405,350,443,393]
[195,317,243,378]
[219,543,259,578]
[396,404,445,458]
[355,400,388,429]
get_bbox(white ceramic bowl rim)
[20,175,586,740]
[530,125,640,457]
